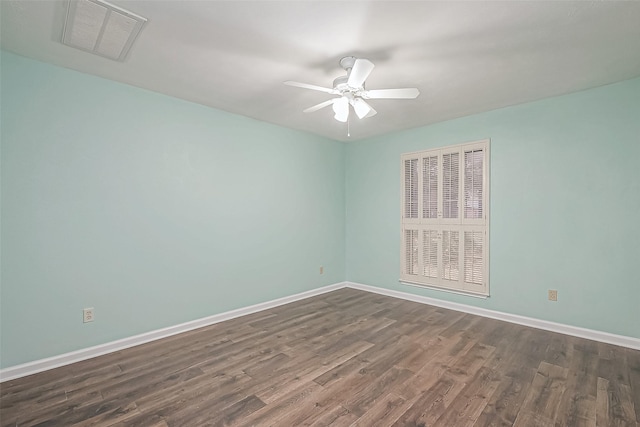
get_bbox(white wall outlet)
[548,290,558,301]
[319,266,324,275]
[83,308,95,323]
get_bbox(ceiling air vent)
[62,0,147,61]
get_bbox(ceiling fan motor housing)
[333,76,351,92]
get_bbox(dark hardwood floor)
[1,288,639,426]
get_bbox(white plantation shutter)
[464,231,483,285]
[404,158,418,220]
[401,140,489,296]
[423,230,438,278]
[442,230,460,281]
[464,149,484,220]
[423,156,438,219]
[404,229,419,276]
[442,152,460,220]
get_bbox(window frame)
[400,139,490,297]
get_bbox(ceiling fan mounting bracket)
[339,56,357,72]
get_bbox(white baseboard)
[346,281,640,351]
[3,280,638,382]
[0,282,346,383]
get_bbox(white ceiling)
[2,1,640,142]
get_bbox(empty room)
[1,1,639,426]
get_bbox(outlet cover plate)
[83,308,95,323]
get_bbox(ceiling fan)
[284,56,420,123]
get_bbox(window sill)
[399,280,489,299]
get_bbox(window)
[401,140,489,296]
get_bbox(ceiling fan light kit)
[284,56,420,129]
[332,96,350,123]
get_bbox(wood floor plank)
[306,404,357,427]
[554,344,598,427]
[1,362,122,408]
[598,378,637,426]
[350,392,409,427]
[512,410,555,427]
[111,421,168,427]
[1,288,638,427]
[289,357,415,424]
[119,371,254,427]
[228,381,323,426]
[341,366,414,417]
[99,366,206,403]
[390,373,467,426]
[434,366,501,427]
[179,394,265,427]
[255,340,374,404]
[513,361,568,426]
[446,341,496,382]
[596,376,612,427]
[626,346,640,423]
[543,332,576,369]
[132,370,252,415]
[396,331,478,400]
[439,313,480,338]
[475,367,536,427]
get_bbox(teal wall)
[346,77,640,339]
[0,52,345,368]
[2,50,638,369]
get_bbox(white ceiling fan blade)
[303,99,335,113]
[284,81,337,94]
[351,98,374,119]
[364,88,420,99]
[347,59,374,88]
[365,104,377,118]
[332,96,349,122]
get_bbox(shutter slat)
[464,231,483,284]
[405,229,418,275]
[423,156,438,219]
[464,149,483,219]
[404,159,418,219]
[442,230,459,281]
[443,153,459,219]
[423,230,438,278]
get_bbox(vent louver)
[62,0,147,62]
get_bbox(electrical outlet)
[548,290,558,301]
[83,308,95,323]
[319,266,324,275]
